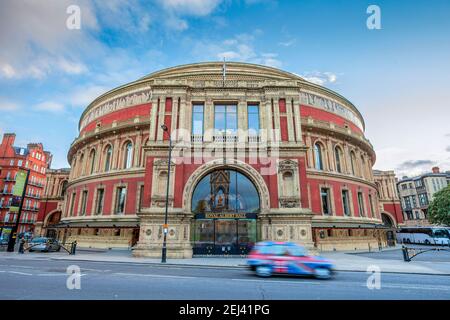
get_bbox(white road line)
[8,271,33,276]
[114,272,196,279]
[378,284,450,291]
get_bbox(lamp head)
[161,124,168,132]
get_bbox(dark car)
[28,237,61,252]
[247,241,336,279]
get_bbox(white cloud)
[0,0,98,80]
[191,32,282,68]
[279,39,296,47]
[158,0,223,16]
[0,98,19,111]
[69,85,110,107]
[33,101,65,113]
[299,71,338,86]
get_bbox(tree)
[428,185,450,226]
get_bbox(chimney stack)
[1,133,16,146]
[432,166,440,174]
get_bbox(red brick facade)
[0,133,51,234]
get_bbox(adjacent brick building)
[0,133,52,234]
[397,167,450,226]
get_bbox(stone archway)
[381,212,397,246]
[182,158,270,216]
[42,209,62,238]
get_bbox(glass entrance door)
[237,219,256,255]
[193,219,257,255]
[214,220,237,255]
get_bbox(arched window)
[89,149,96,174]
[124,142,133,169]
[191,170,260,214]
[335,146,343,173]
[350,151,357,176]
[104,145,112,172]
[314,143,324,170]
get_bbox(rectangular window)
[192,104,204,135]
[138,185,144,211]
[214,104,237,135]
[115,187,126,214]
[18,160,23,167]
[247,105,260,135]
[321,188,331,215]
[69,193,76,216]
[9,160,14,166]
[342,190,350,216]
[95,189,105,215]
[80,190,88,216]
[357,192,365,217]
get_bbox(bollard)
[72,241,77,255]
[18,239,24,254]
[402,246,410,262]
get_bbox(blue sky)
[0,0,449,177]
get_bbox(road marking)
[8,271,33,276]
[378,284,450,291]
[114,272,196,279]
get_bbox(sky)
[0,0,449,178]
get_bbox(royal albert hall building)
[62,62,388,258]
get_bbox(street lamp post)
[161,124,172,263]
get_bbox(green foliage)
[428,185,450,226]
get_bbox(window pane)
[192,112,204,135]
[248,105,260,134]
[226,113,237,133]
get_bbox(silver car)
[28,237,61,252]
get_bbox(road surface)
[0,257,449,299]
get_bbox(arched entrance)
[191,169,260,255]
[43,210,62,239]
[381,213,396,247]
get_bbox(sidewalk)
[1,247,450,275]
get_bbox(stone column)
[238,98,247,143]
[204,98,213,142]
[293,98,302,142]
[264,99,273,143]
[273,98,281,142]
[149,97,159,141]
[156,96,166,141]
[286,98,295,142]
[134,132,142,167]
[112,138,120,170]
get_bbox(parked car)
[28,237,61,252]
[247,241,335,279]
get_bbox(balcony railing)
[191,134,204,143]
[247,135,261,143]
[213,135,238,143]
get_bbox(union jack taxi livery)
[247,241,336,279]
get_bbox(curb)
[46,256,450,276]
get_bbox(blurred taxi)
[247,241,335,279]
